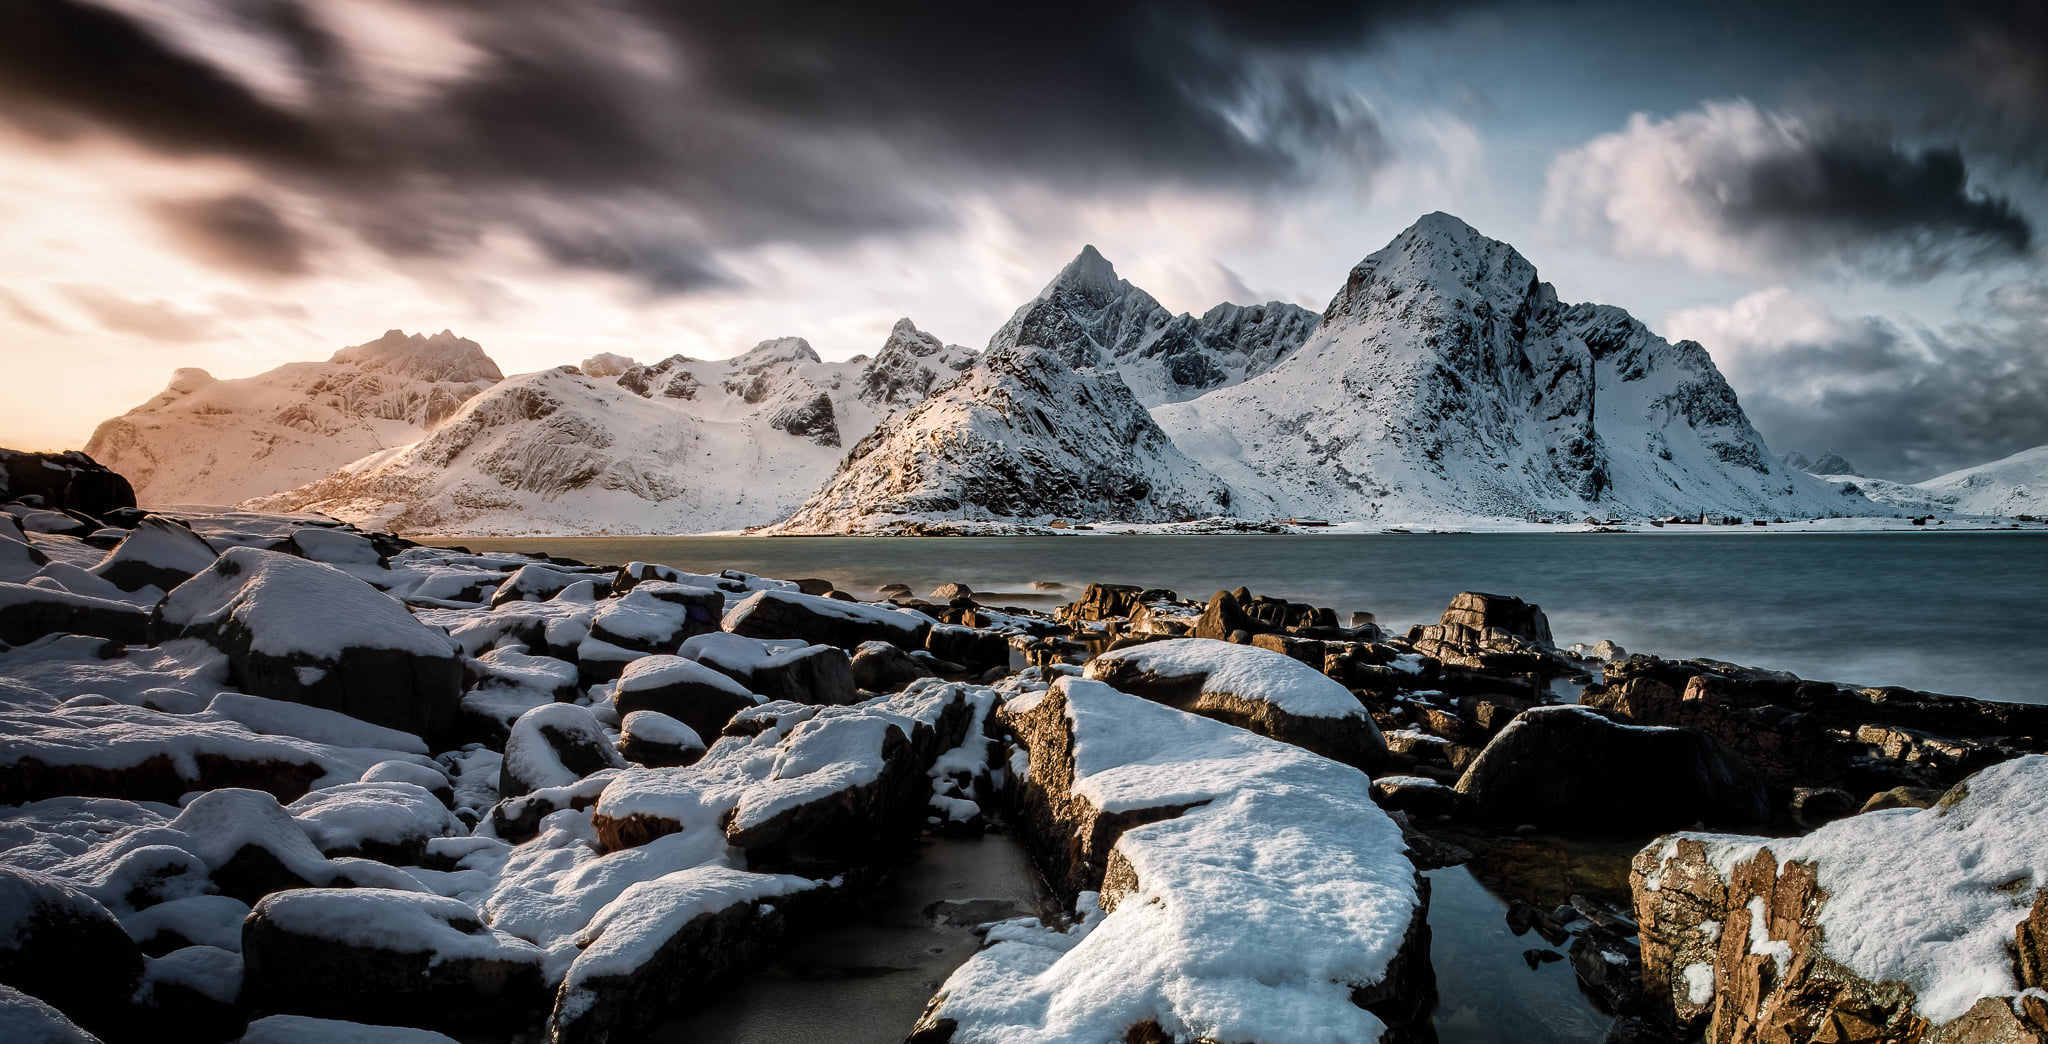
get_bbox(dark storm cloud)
[1723,129,2033,277]
[1720,298,2048,482]
[0,0,1428,292]
[1549,100,2035,280]
[152,193,311,276]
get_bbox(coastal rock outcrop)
[1632,756,2048,1042]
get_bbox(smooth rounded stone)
[242,888,546,1033]
[1789,786,1860,829]
[1858,785,1946,813]
[17,510,90,538]
[1371,775,1460,819]
[616,710,705,768]
[793,578,835,596]
[0,581,150,645]
[0,983,99,1044]
[929,582,974,601]
[925,623,1011,673]
[151,547,464,747]
[850,640,934,693]
[170,788,336,903]
[1031,581,1065,591]
[239,1014,464,1044]
[613,654,760,740]
[289,782,463,863]
[1456,705,1768,832]
[877,582,912,597]
[0,866,144,1039]
[499,703,628,800]
[91,516,219,593]
[723,588,933,651]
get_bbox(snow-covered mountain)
[247,324,975,535]
[1882,446,2048,517]
[988,245,1319,406]
[1153,213,1847,523]
[771,344,1236,533]
[84,330,502,506]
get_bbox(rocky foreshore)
[3,447,2046,1044]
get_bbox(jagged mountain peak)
[329,329,503,384]
[728,336,821,370]
[1043,243,1127,304]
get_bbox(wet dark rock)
[1789,786,1859,829]
[724,589,932,651]
[613,655,760,740]
[850,640,934,693]
[1456,705,1768,832]
[93,516,219,593]
[616,710,705,768]
[924,624,1010,674]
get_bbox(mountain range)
[84,214,2041,534]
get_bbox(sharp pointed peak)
[1045,243,1125,299]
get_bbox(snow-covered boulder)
[722,588,932,651]
[612,655,761,740]
[239,1014,464,1044]
[681,632,855,706]
[499,703,628,800]
[0,866,144,1039]
[153,547,464,745]
[546,866,823,1044]
[489,563,606,606]
[616,710,705,768]
[587,581,722,654]
[1083,637,1387,770]
[90,516,217,593]
[140,942,246,1040]
[0,983,100,1044]
[288,781,462,863]
[1455,705,1768,831]
[1633,756,2048,1041]
[921,676,1435,1042]
[0,582,149,646]
[593,683,977,875]
[242,888,546,1032]
[457,648,581,743]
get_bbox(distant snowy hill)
[1153,213,1849,524]
[85,330,502,506]
[246,324,975,535]
[772,344,1237,533]
[988,245,1320,406]
[1868,446,2048,518]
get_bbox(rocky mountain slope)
[989,245,1319,406]
[84,330,503,506]
[1153,213,1848,523]
[771,344,1237,532]
[248,325,975,535]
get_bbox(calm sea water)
[457,532,2048,705]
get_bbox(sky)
[1,0,2044,483]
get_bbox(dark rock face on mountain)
[773,344,1236,532]
[987,245,1319,406]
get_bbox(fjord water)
[461,532,2048,704]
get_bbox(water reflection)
[648,835,1052,1044]
[1426,865,1613,1043]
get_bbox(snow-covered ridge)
[85,330,505,507]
